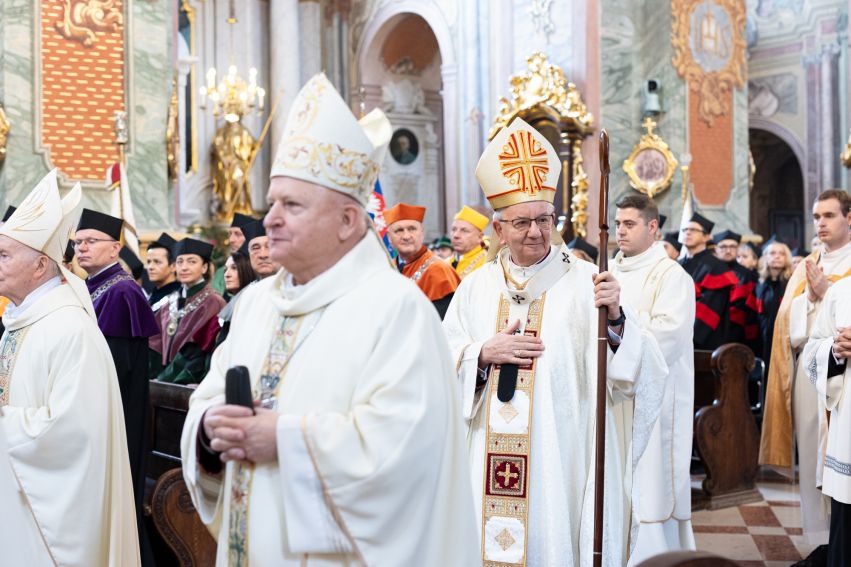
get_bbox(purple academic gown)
[86,262,159,566]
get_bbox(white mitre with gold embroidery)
[475,117,561,209]
[270,72,392,206]
[0,169,95,318]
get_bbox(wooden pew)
[691,344,762,510]
[146,381,216,566]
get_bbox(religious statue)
[211,120,256,222]
[0,105,10,163]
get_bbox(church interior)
[2,1,851,565]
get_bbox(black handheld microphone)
[225,365,255,414]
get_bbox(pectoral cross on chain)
[562,251,570,263]
[511,294,524,304]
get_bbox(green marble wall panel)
[0,0,173,231]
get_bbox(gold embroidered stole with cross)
[481,293,546,566]
[0,327,31,406]
[227,314,305,567]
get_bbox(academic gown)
[443,245,668,567]
[727,261,760,354]
[0,279,139,566]
[611,243,697,564]
[149,279,181,311]
[679,249,738,351]
[86,262,159,565]
[755,276,787,375]
[180,233,479,566]
[398,245,461,319]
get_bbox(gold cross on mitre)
[642,116,657,136]
[498,130,550,194]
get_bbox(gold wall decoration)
[570,141,589,238]
[623,117,679,198]
[840,129,851,168]
[0,105,9,163]
[489,52,593,140]
[55,0,124,48]
[672,0,746,126]
[166,79,180,182]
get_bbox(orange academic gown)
[400,246,460,319]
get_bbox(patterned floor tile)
[751,534,802,561]
[694,533,762,560]
[740,505,782,527]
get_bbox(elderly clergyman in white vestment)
[443,118,667,567]
[0,170,140,566]
[609,194,696,565]
[180,73,479,567]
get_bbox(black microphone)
[497,364,518,403]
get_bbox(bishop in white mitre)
[609,194,696,564]
[804,277,851,566]
[180,73,479,567]
[443,118,667,567]
[0,170,139,566]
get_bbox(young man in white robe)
[443,117,668,567]
[180,73,479,567]
[761,189,851,558]
[805,277,851,566]
[0,169,140,567]
[610,194,696,564]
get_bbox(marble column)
[820,43,841,190]
[270,0,300,154]
[299,0,322,84]
[441,63,460,227]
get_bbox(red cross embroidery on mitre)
[498,130,550,196]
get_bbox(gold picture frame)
[623,117,678,198]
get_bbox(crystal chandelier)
[199,1,265,123]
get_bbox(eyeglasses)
[497,214,555,231]
[680,227,706,234]
[74,238,117,247]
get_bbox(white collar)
[506,248,550,283]
[4,276,63,323]
[90,261,119,279]
[822,239,851,261]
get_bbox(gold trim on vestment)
[0,327,31,407]
[481,294,546,567]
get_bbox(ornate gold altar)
[489,52,594,239]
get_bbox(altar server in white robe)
[761,189,851,553]
[180,73,479,567]
[804,277,851,567]
[443,117,667,567]
[0,169,139,567]
[609,194,696,564]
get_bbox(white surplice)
[611,242,696,564]
[804,277,851,505]
[181,233,480,567]
[443,244,667,567]
[0,280,140,567]
[789,241,851,541]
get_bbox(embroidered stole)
[0,328,31,406]
[227,314,305,567]
[481,293,546,566]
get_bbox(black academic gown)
[680,249,738,351]
[727,261,761,354]
[755,276,787,376]
[148,280,181,308]
[86,263,160,566]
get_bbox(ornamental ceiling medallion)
[489,52,593,140]
[623,117,679,199]
[672,0,746,126]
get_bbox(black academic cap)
[713,229,741,244]
[2,205,17,222]
[760,234,780,253]
[658,214,667,230]
[238,220,267,255]
[119,247,144,280]
[63,240,75,264]
[689,212,714,234]
[77,209,123,241]
[663,231,683,252]
[173,238,214,262]
[230,212,255,230]
[566,237,598,262]
[147,232,177,252]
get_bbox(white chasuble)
[0,281,140,567]
[611,242,697,564]
[443,245,667,567]
[181,234,480,567]
[804,278,851,505]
